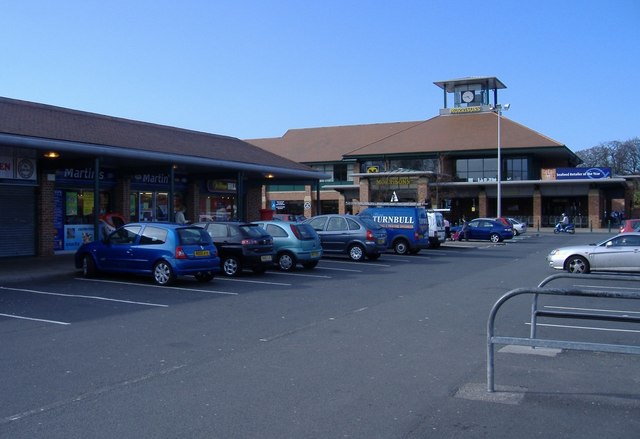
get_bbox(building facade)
[0,97,325,258]
[249,77,633,228]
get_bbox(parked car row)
[74,214,385,285]
[74,210,531,286]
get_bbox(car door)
[129,225,170,272]
[323,216,350,252]
[590,235,640,271]
[99,225,143,271]
[467,220,482,240]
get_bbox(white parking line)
[75,278,238,295]
[315,266,362,273]
[0,313,70,325]
[267,271,331,279]
[215,277,291,286]
[320,260,392,267]
[1,286,169,307]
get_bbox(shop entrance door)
[131,192,170,222]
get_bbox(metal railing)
[487,273,640,392]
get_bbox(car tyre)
[194,271,214,282]
[393,239,409,255]
[82,255,97,278]
[489,233,501,243]
[277,252,296,271]
[153,261,175,286]
[302,260,318,269]
[222,257,241,276]
[348,244,365,261]
[566,255,590,274]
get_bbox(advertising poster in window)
[63,225,95,251]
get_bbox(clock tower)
[433,76,507,115]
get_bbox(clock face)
[461,91,475,103]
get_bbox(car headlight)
[549,249,560,256]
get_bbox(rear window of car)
[292,223,317,240]
[239,224,268,238]
[359,217,383,230]
[177,227,213,245]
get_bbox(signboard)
[0,156,37,180]
[556,167,611,180]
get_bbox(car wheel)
[194,271,214,282]
[569,228,575,234]
[348,244,365,261]
[489,233,501,243]
[222,257,241,276]
[566,255,590,274]
[302,261,318,269]
[82,255,97,277]
[513,229,520,236]
[153,261,175,285]
[277,252,296,271]
[393,239,409,255]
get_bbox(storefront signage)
[56,167,117,185]
[131,172,187,189]
[556,167,611,180]
[0,156,37,180]
[450,106,482,114]
[374,176,414,186]
[206,180,236,192]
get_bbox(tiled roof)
[0,96,313,172]
[247,112,568,162]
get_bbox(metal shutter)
[0,186,36,257]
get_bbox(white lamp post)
[492,103,510,218]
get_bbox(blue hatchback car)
[450,218,513,243]
[74,223,221,285]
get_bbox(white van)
[426,210,447,248]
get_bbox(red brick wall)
[37,171,55,256]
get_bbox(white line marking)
[525,322,640,334]
[267,271,331,279]
[215,277,291,286]
[74,278,237,295]
[0,313,70,325]
[315,266,362,273]
[320,259,391,267]
[1,286,168,307]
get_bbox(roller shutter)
[0,186,36,257]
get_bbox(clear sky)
[2,1,638,152]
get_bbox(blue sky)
[1,0,638,151]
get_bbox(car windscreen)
[359,217,383,230]
[177,227,214,245]
[239,225,268,238]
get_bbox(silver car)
[547,232,640,273]
[508,218,527,236]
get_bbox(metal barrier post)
[488,281,640,393]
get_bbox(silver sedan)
[547,232,640,274]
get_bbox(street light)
[492,103,510,218]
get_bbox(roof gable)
[0,97,313,172]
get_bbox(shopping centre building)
[0,97,325,257]
[249,76,634,229]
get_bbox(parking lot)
[1,232,639,438]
